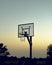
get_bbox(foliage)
[0,43,10,56]
[47,44,52,58]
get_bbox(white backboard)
[18,23,34,38]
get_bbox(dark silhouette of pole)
[30,36,32,58]
[27,36,32,58]
[24,32,32,58]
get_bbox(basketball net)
[20,37,25,41]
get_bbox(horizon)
[0,0,52,58]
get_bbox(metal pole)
[27,36,32,58]
[30,36,32,58]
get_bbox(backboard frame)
[18,23,34,38]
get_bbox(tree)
[0,43,10,57]
[47,44,52,58]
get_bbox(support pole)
[30,36,32,59]
[27,36,32,58]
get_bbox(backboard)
[18,23,34,38]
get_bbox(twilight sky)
[0,0,52,58]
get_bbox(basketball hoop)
[18,23,34,38]
[18,23,34,58]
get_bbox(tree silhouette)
[47,44,52,58]
[0,43,10,57]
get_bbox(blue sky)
[0,0,52,58]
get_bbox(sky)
[0,0,52,58]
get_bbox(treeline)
[0,43,52,65]
[0,56,52,65]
